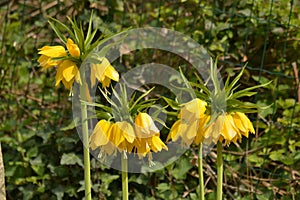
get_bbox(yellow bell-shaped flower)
[134,113,168,158]
[90,57,119,88]
[55,60,82,90]
[37,46,67,70]
[66,38,80,58]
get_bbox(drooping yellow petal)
[75,70,82,85]
[101,142,116,156]
[89,120,112,150]
[115,121,135,143]
[150,136,168,152]
[236,112,255,134]
[167,120,181,141]
[204,115,223,144]
[135,138,150,157]
[179,98,207,122]
[186,120,199,140]
[104,65,119,82]
[37,55,59,69]
[90,58,119,88]
[62,65,76,82]
[38,46,67,57]
[222,114,238,141]
[195,114,210,145]
[55,60,80,89]
[55,64,65,87]
[232,112,247,133]
[101,76,111,88]
[135,113,159,136]
[110,123,125,147]
[66,38,80,58]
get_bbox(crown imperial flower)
[66,38,81,58]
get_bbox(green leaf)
[170,157,192,180]
[162,96,180,110]
[230,81,272,100]
[156,183,170,192]
[226,65,246,94]
[48,17,76,44]
[60,119,77,131]
[48,20,67,44]
[130,87,155,111]
[84,11,94,48]
[60,153,83,167]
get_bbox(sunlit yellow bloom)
[109,121,135,148]
[167,119,199,146]
[89,120,112,150]
[55,60,82,90]
[66,38,80,58]
[90,57,119,88]
[179,98,207,122]
[194,114,211,145]
[37,46,67,69]
[167,120,181,142]
[89,114,168,161]
[202,112,255,145]
[134,113,168,158]
[167,98,207,145]
[89,120,136,157]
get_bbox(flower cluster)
[38,16,267,167]
[37,17,119,91]
[89,112,167,162]
[38,39,82,90]
[166,59,268,147]
[167,100,255,146]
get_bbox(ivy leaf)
[60,153,83,167]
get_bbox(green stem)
[121,155,129,200]
[80,83,92,200]
[198,143,205,200]
[217,141,223,200]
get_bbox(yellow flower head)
[89,120,136,157]
[168,119,199,146]
[66,38,80,58]
[202,112,255,145]
[90,57,119,88]
[178,98,207,122]
[37,46,67,70]
[167,98,207,145]
[55,60,82,90]
[134,113,168,158]
[89,119,112,150]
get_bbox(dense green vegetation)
[0,0,299,199]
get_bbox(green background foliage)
[0,0,299,199]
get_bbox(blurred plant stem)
[198,143,205,199]
[122,156,128,200]
[0,143,6,200]
[80,75,92,200]
[217,141,223,200]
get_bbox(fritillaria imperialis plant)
[166,59,270,199]
[37,14,119,200]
